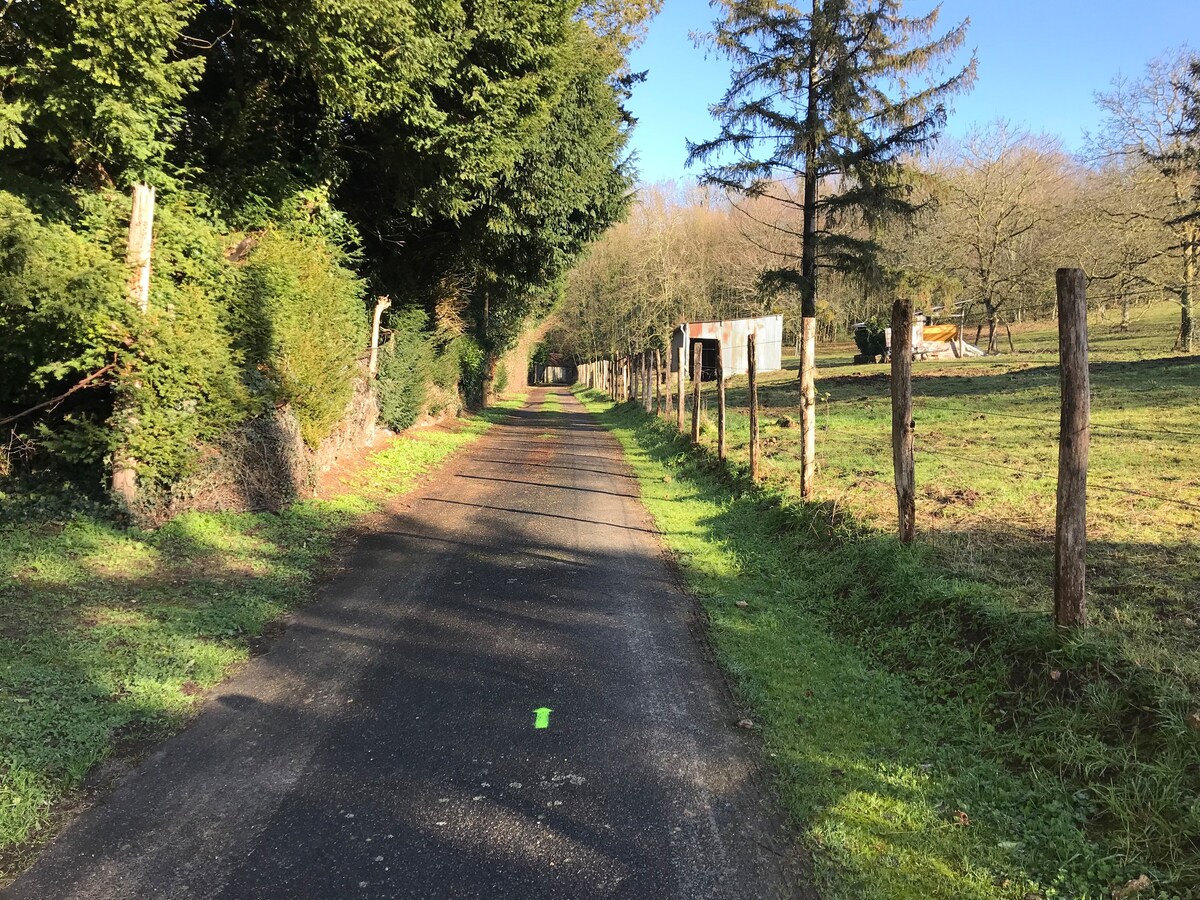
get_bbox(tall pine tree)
[689,0,974,497]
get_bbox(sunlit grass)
[0,396,524,879]
[576,304,1199,898]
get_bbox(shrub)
[236,228,367,447]
[377,308,436,432]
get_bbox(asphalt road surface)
[7,388,805,900]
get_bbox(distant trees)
[1095,50,1200,351]
[927,125,1072,353]
[688,0,974,497]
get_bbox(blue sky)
[624,1,1196,184]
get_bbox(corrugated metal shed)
[669,315,784,380]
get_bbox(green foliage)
[0,0,206,183]
[0,0,646,498]
[237,229,367,448]
[377,308,436,432]
[0,190,127,412]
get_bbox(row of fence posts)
[578,268,1088,628]
[578,332,766,484]
[888,267,1090,628]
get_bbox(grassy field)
[577,302,1199,899]
[0,399,522,882]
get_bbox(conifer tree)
[689,0,974,498]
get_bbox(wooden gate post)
[1055,268,1090,628]
[716,339,727,460]
[691,341,702,444]
[676,344,686,432]
[748,332,759,480]
[891,299,916,543]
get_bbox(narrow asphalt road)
[7,388,804,900]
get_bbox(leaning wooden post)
[676,343,686,432]
[716,339,727,460]
[748,332,760,481]
[890,299,916,543]
[690,341,702,444]
[1055,268,1090,628]
[368,295,392,376]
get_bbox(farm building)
[670,314,784,381]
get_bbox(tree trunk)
[799,317,816,499]
[797,0,819,501]
[1120,295,1131,332]
[1181,228,1196,353]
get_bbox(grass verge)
[0,397,523,882]
[574,385,1197,900]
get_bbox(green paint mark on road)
[534,707,552,729]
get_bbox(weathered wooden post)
[676,344,685,432]
[111,183,157,510]
[716,339,727,461]
[1055,268,1090,628]
[127,183,155,314]
[748,332,759,480]
[368,295,392,377]
[691,341,702,444]
[891,298,916,543]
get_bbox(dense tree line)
[558,47,1200,364]
[0,0,658,511]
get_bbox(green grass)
[575,305,1199,900]
[0,397,524,881]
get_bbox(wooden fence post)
[891,299,916,543]
[1055,268,1090,628]
[676,343,685,432]
[691,341,702,444]
[748,332,759,480]
[716,339,727,460]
